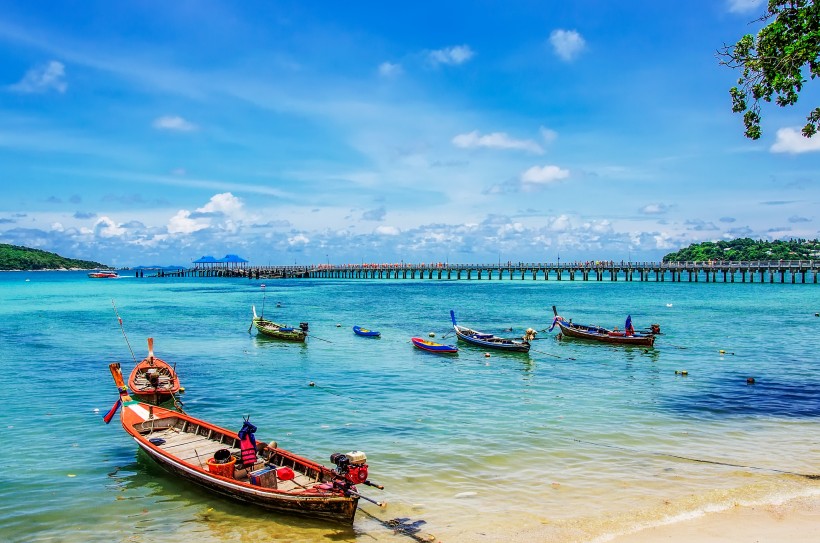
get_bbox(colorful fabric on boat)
[238,420,258,465]
[548,317,560,332]
[625,315,634,335]
[103,398,121,424]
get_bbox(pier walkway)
[149,260,820,284]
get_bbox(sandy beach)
[604,494,820,543]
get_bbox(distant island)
[663,238,820,262]
[0,244,109,271]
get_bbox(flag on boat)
[103,398,122,424]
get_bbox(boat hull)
[411,337,457,354]
[555,319,655,346]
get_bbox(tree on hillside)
[717,0,820,139]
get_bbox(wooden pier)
[145,260,820,284]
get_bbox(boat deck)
[141,425,320,491]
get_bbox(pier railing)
[146,260,820,284]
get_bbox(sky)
[1,0,818,267]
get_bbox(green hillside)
[663,238,820,262]
[0,244,109,271]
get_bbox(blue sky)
[1,0,818,267]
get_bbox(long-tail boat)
[128,338,182,407]
[450,310,533,352]
[411,337,458,354]
[549,306,657,347]
[105,362,384,523]
[250,305,308,342]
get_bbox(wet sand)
[604,494,820,543]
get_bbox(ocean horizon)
[1,271,818,542]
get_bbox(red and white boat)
[127,338,182,406]
[88,270,119,278]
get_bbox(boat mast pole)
[112,299,137,365]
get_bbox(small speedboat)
[411,337,458,354]
[353,326,380,338]
[88,270,119,278]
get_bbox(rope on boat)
[571,438,820,480]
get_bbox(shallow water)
[1,272,818,542]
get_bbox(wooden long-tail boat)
[411,337,458,354]
[549,306,657,347]
[450,310,533,352]
[251,305,308,342]
[106,362,383,523]
[128,338,181,407]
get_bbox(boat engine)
[299,322,309,332]
[330,450,368,484]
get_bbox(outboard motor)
[299,322,309,332]
[330,450,368,484]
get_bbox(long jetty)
[145,260,820,284]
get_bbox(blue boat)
[449,310,532,352]
[353,325,381,337]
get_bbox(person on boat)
[625,315,634,336]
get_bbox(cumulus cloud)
[198,192,243,217]
[727,0,765,14]
[770,127,820,154]
[788,215,811,223]
[153,115,198,132]
[521,165,570,188]
[452,130,544,153]
[428,45,474,66]
[167,193,243,234]
[9,60,67,93]
[94,216,126,238]
[378,62,402,77]
[375,225,400,235]
[549,29,585,62]
[640,203,670,215]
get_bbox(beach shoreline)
[599,493,820,543]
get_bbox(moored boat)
[105,362,384,523]
[251,305,308,342]
[411,337,458,354]
[127,338,182,408]
[549,306,657,347]
[88,270,119,278]
[353,325,380,337]
[449,310,533,352]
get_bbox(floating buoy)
[675,370,688,376]
[747,377,755,384]
[179,387,185,393]
[336,323,341,327]
[666,303,673,307]
[309,382,315,387]
[484,352,491,358]
[428,332,435,337]
[815,313,819,317]
[719,350,726,354]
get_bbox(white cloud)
[640,203,670,215]
[167,210,208,234]
[288,233,310,246]
[770,127,820,154]
[520,165,570,187]
[197,192,243,217]
[452,130,544,153]
[9,60,67,93]
[727,0,765,14]
[94,216,126,237]
[152,115,197,132]
[378,62,402,77]
[375,225,400,235]
[549,29,585,62]
[428,45,474,66]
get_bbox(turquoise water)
[1,272,818,542]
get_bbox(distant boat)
[411,337,458,354]
[450,310,532,352]
[106,362,383,524]
[353,326,381,338]
[251,305,308,342]
[549,306,657,347]
[127,337,182,408]
[88,270,118,278]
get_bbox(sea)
[1,270,818,543]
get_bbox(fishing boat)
[251,305,308,342]
[549,306,657,347]
[127,338,182,407]
[449,310,533,352]
[411,337,458,354]
[353,326,380,338]
[105,362,384,523]
[88,270,118,278]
